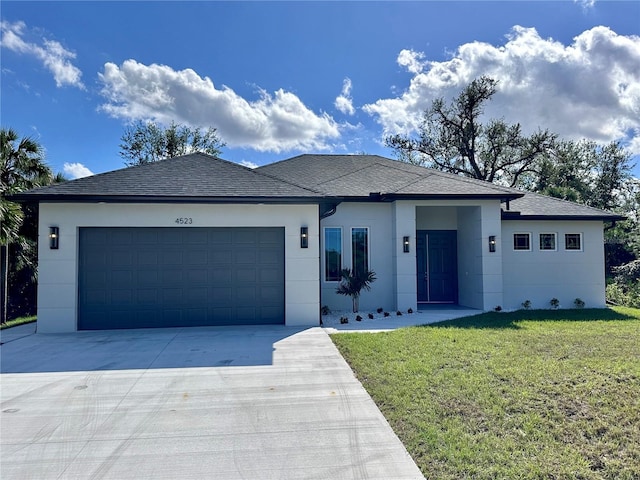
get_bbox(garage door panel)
[185,250,207,265]
[137,269,158,286]
[112,269,133,284]
[111,289,133,305]
[259,267,281,282]
[162,288,182,304]
[162,250,183,265]
[259,286,282,301]
[187,269,207,284]
[210,268,232,282]
[79,227,284,330]
[210,229,233,244]
[187,287,208,303]
[258,229,282,243]
[161,229,183,244]
[210,250,232,264]
[161,268,182,283]
[235,230,256,244]
[258,250,281,265]
[185,229,208,244]
[236,250,256,264]
[111,230,133,245]
[138,251,158,265]
[236,287,257,302]
[136,229,158,244]
[85,289,107,306]
[84,251,107,267]
[236,267,257,282]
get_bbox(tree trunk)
[352,295,359,313]
[1,243,8,324]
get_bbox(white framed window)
[324,227,342,282]
[513,233,531,251]
[565,233,583,251]
[539,233,557,251]
[351,227,370,276]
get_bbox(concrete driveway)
[1,324,424,480]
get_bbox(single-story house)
[11,153,623,332]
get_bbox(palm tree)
[1,128,52,323]
[335,268,377,313]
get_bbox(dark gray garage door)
[78,227,285,330]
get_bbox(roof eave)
[501,213,627,222]
[7,194,328,204]
[378,193,524,202]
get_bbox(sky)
[1,1,640,181]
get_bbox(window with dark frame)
[565,233,582,251]
[513,233,531,251]
[539,233,556,251]
[351,227,369,277]
[324,228,342,281]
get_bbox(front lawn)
[331,307,640,480]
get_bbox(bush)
[613,259,640,283]
[607,281,640,308]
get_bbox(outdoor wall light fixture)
[403,236,410,253]
[300,227,308,248]
[49,226,59,250]
[489,235,496,253]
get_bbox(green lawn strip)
[0,316,36,330]
[331,307,640,480]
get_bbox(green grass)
[0,315,36,330]
[331,307,640,480]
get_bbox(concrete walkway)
[1,325,424,479]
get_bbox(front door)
[416,230,458,303]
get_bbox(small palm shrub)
[335,268,377,313]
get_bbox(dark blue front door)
[416,230,458,303]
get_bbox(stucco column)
[478,202,504,310]
[392,202,417,311]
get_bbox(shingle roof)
[10,152,625,221]
[503,192,625,221]
[260,154,622,220]
[11,153,323,202]
[257,154,520,198]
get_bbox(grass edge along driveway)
[331,307,640,480]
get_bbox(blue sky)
[2,1,639,180]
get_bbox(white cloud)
[98,60,341,153]
[63,162,93,179]
[335,77,355,115]
[397,49,426,74]
[574,0,596,10]
[363,26,640,153]
[239,160,258,169]
[0,20,84,89]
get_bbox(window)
[513,233,531,251]
[565,233,582,251]
[324,228,342,281]
[351,227,369,276]
[539,233,557,251]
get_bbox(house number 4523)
[175,217,193,225]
